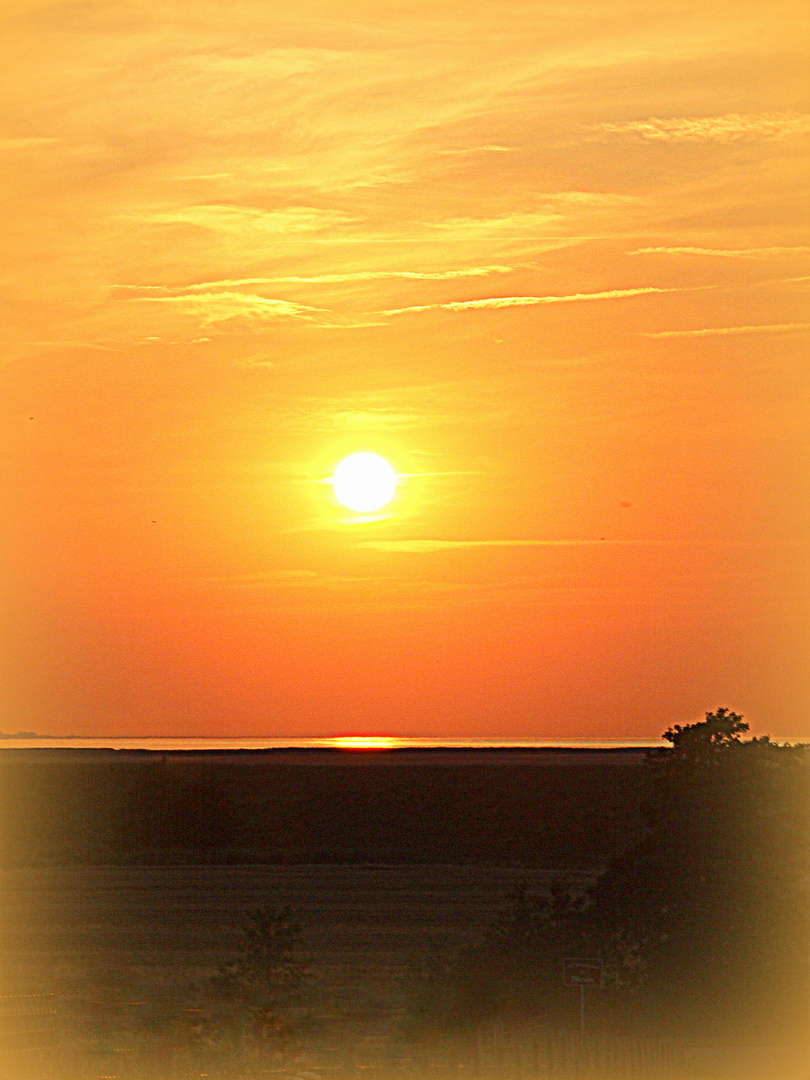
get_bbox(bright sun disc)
[331,453,398,513]
[331,736,400,751]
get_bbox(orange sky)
[1,0,808,739]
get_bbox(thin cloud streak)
[126,292,325,325]
[24,341,121,352]
[113,266,515,294]
[192,570,388,589]
[380,286,680,317]
[436,145,517,155]
[127,204,355,235]
[644,322,810,338]
[0,137,60,150]
[629,246,810,259]
[123,284,694,329]
[359,539,725,553]
[592,112,810,142]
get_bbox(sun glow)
[330,735,401,752]
[331,453,398,513]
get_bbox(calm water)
[0,735,669,750]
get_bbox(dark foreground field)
[1,863,575,1075]
[1,749,807,1080]
[0,748,650,868]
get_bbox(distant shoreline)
[0,735,666,744]
[0,745,657,768]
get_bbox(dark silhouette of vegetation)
[587,709,809,1039]
[178,904,313,1078]
[405,710,810,1045]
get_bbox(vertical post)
[579,983,586,1037]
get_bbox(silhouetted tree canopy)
[180,905,313,1076]
[408,710,810,1043]
[586,709,809,1038]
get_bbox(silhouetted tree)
[182,904,312,1077]
[405,710,810,1045]
[582,709,810,1039]
[402,877,593,1035]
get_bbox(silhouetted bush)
[178,904,313,1078]
[405,711,810,1045]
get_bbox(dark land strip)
[0,747,651,868]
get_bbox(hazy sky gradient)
[2,0,808,737]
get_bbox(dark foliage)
[178,904,312,1077]
[406,710,810,1044]
[588,709,810,1040]
[402,877,594,1035]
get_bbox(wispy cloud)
[436,145,517,155]
[380,286,678,317]
[195,570,386,590]
[430,200,628,237]
[628,246,810,259]
[592,112,810,142]
[198,570,318,585]
[360,539,687,553]
[644,322,810,339]
[0,137,60,150]
[127,292,325,326]
[129,204,354,235]
[192,569,482,608]
[177,47,348,80]
[121,281,686,329]
[113,265,515,295]
[24,340,120,352]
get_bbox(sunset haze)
[2,0,808,739]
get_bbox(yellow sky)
[1,0,808,738]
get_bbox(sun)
[330,735,400,751]
[331,452,398,513]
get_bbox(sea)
[0,735,672,751]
